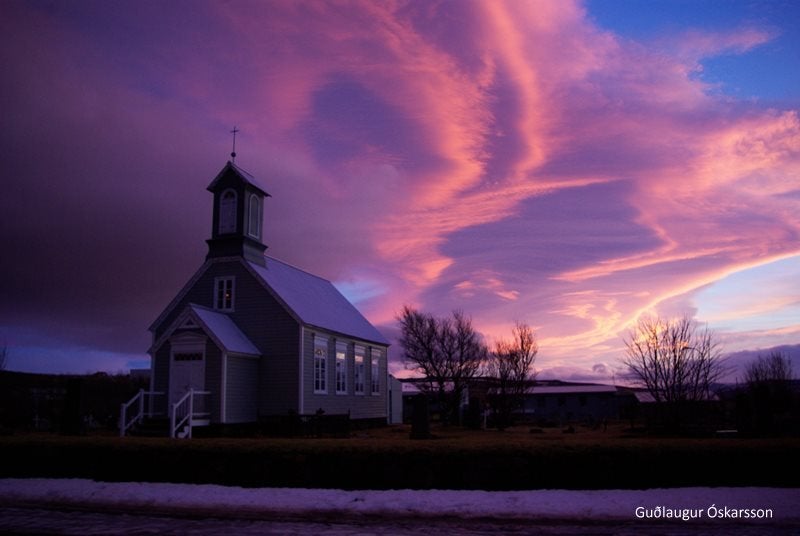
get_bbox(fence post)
[170,401,176,439]
[138,388,144,422]
[188,389,194,439]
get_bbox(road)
[2,505,797,535]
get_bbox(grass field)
[2,424,798,490]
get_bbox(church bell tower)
[205,161,270,266]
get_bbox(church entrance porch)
[167,337,211,437]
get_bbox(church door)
[169,348,206,407]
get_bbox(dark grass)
[1,425,797,490]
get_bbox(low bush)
[1,432,797,490]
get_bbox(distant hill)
[723,344,800,383]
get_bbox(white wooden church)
[121,161,390,437]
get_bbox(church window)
[314,336,328,394]
[335,341,347,394]
[354,345,365,395]
[219,189,237,234]
[247,194,261,239]
[371,349,381,395]
[214,277,235,311]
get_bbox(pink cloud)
[667,27,775,60]
[454,270,520,301]
[385,3,798,372]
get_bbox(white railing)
[119,390,164,437]
[170,389,211,439]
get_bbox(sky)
[1,0,799,382]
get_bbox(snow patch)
[1,479,798,522]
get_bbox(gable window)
[335,341,347,394]
[371,349,381,395]
[219,189,237,234]
[214,277,235,311]
[314,336,328,394]
[247,194,261,239]
[354,345,365,395]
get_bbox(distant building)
[520,382,619,423]
[401,378,624,425]
[123,161,389,436]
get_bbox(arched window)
[219,189,237,234]
[248,194,261,239]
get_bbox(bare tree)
[485,322,538,429]
[744,351,793,385]
[0,345,7,371]
[742,351,794,434]
[398,306,486,424]
[398,306,441,382]
[622,315,725,430]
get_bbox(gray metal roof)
[527,385,618,395]
[189,304,260,356]
[149,302,261,356]
[248,257,389,346]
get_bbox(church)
[122,160,390,437]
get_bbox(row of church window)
[210,278,382,397]
[218,189,262,240]
[313,335,381,396]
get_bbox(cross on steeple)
[230,126,239,162]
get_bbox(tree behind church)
[741,352,795,435]
[622,315,725,432]
[485,322,538,430]
[398,306,486,424]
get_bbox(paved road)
[2,505,798,535]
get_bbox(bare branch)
[744,351,794,385]
[486,322,538,429]
[621,315,725,429]
[397,306,487,424]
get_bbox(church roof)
[207,161,271,197]
[149,303,260,356]
[188,304,260,355]
[248,257,390,346]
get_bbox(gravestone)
[410,395,431,439]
